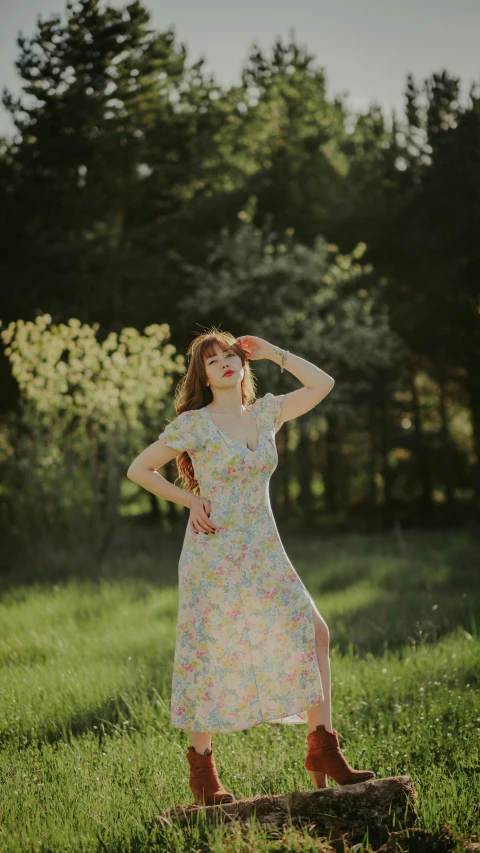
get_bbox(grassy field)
[0,522,479,852]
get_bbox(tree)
[0,0,220,328]
[353,71,480,515]
[178,209,404,525]
[0,314,184,561]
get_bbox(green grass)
[0,523,479,852]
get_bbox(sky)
[1,0,479,137]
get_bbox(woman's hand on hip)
[189,495,217,535]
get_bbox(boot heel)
[305,725,376,787]
[306,768,328,788]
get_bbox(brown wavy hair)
[167,328,257,495]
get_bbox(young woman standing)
[127,330,375,805]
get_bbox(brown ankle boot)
[186,742,235,806]
[305,724,376,788]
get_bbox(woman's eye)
[209,352,234,364]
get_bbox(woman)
[127,330,375,806]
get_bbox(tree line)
[1,0,479,550]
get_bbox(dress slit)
[267,584,324,725]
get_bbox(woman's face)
[204,343,244,390]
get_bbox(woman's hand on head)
[189,495,217,535]
[236,335,271,361]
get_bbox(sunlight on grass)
[0,526,478,851]
[0,580,179,747]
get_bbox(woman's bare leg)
[189,732,213,754]
[305,601,333,733]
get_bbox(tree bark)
[148,491,161,523]
[438,362,455,517]
[297,417,315,523]
[367,398,377,515]
[280,422,293,521]
[324,412,340,514]
[379,393,393,529]
[159,775,418,848]
[466,366,480,519]
[410,373,433,519]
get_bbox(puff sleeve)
[158,409,204,453]
[250,392,287,434]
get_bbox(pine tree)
[0,0,219,327]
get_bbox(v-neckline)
[202,405,260,455]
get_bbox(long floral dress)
[158,392,324,733]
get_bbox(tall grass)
[0,524,479,852]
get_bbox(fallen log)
[157,775,418,845]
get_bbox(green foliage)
[0,0,479,524]
[0,315,184,559]
[0,0,222,326]
[179,212,406,419]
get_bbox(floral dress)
[158,392,324,733]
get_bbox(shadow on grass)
[283,524,480,657]
[1,519,480,659]
[0,654,175,751]
[0,518,186,598]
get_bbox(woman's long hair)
[168,328,257,495]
